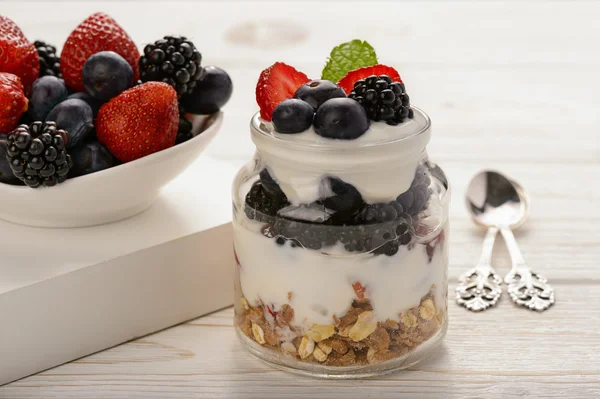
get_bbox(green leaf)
[321,40,378,83]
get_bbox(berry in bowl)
[233,40,450,378]
[0,13,232,227]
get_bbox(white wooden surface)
[2,1,600,398]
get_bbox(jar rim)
[250,106,431,153]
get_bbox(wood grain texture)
[2,1,599,398]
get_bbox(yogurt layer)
[252,108,431,205]
[235,218,448,327]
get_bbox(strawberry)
[61,13,140,92]
[255,62,309,121]
[352,282,367,300]
[96,82,178,163]
[0,72,28,134]
[0,16,39,93]
[337,64,402,95]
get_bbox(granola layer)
[235,287,444,367]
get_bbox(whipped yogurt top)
[251,107,431,205]
[272,115,423,146]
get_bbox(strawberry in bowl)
[0,13,232,227]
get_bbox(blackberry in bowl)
[139,35,203,97]
[233,47,450,378]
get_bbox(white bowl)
[0,112,223,228]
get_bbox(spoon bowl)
[465,170,529,230]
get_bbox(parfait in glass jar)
[233,40,450,378]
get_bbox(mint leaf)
[321,40,378,83]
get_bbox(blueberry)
[70,141,115,177]
[313,98,370,140]
[82,51,133,102]
[67,92,103,117]
[179,66,232,114]
[46,99,94,150]
[0,134,22,185]
[293,80,346,111]
[272,99,314,134]
[320,177,363,215]
[28,76,69,121]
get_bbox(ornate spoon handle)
[456,226,503,311]
[501,228,555,311]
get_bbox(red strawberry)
[352,282,367,300]
[0,16,39,93]
[0,72,28,133]
[61,13,140,92]
[96,82,178,163]
[337,64,403,95]
[255,62,309,121]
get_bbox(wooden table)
[2,1,599,398]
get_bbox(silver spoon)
[455,171,504,311]
[500,178,555,311]
[457,171,555,312]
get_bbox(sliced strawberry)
[255,62,309,121]
[337,64,403,95]
[352,282,367,300]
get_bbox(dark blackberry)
[271,212,339,251]
[376,239,400,257]
[176,130,193,145]
[175,114,193,144]
[259,169,287,201]
[397,165,432,216]
[244,181,288,223]
[358,203,406,224]
[320,177,364,216]
[5,122,72,188]
[140,35,203,97]
[34,41,62,78]
[349,74,413,125]
[354,202,413,256]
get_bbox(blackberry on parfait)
[349,74,413,125]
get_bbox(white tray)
[0,156,237,385]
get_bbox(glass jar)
[232,107,450,378]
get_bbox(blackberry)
[359,202,408,225]
[320,177,364,216]
[397,165,432,216]
[272,216,337,251]
[353,203,413,256]
[259,169,287,201]
[349,75,413,125]
[175,114,193,144]
[5,122,72,188]
[34,41,62,78]
[244,181,288,223]
[139,35,203,97]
